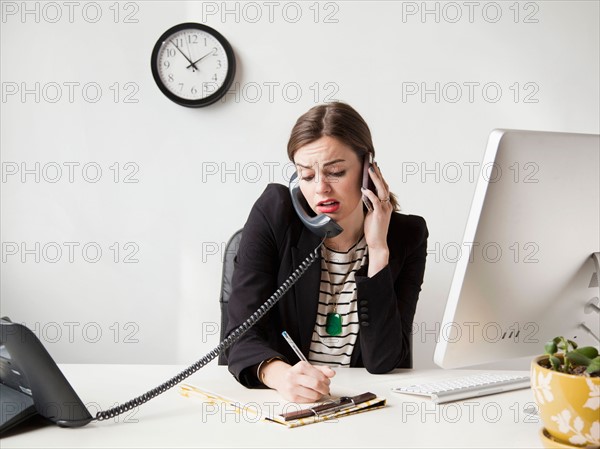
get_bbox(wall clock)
[151,23,236,107]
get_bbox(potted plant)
[531,337,599,447]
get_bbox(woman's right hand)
[261,360,336,403]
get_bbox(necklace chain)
[322,235,367,337]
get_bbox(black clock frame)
[150,22,236,108]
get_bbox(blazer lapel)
[291,227,322,356]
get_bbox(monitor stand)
[580,252,600,343]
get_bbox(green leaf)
[566,350,591,367]
[575,346,599,359]
[549,356,562,371]
[567,340,578,350]
[545,341,558,355]
[586,357,600,375]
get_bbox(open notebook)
[179,382,386,428]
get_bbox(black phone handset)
[290,154,375,230]
[94,174,342,422]
[289,171,343,238]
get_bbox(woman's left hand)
[361,162,393,276]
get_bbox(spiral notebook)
[179,383,386,428]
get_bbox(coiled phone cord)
[94,237,326,421]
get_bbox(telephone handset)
[289,171,343,238]
[290,153,376,219]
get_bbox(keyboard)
[391,373,530,404]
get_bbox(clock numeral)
[191,86,198,95]
[216,60,222,69]
[168,74,174,83]
[166,48,176,58]
[202,82,218,96]
[178,83,184,92]
[174,37,184,48]
[211,74,218,82]
[188,34,198,44]
[163,60,170,69]
[212,47,218,56]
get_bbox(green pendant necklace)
[324,245,343,336]
[325,291,342,336]
[323,234,364,337]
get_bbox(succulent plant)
[544,336,600,376]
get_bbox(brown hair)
[287,102,400,211]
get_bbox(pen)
[282,331,308,363]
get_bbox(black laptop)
[0,317,93,433]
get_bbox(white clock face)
[156,29,231,101]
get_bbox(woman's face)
[294,135,364,227]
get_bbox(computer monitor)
[434,129,600,369]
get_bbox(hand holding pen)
[258,331,336,403]
[265,331,335,402]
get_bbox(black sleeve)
[354,215,428,373]
[224,188,289,387]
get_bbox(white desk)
[1,364,543,448]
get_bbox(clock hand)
[184,37,197,72]
[186,51,214,70]
[169,40,199,71]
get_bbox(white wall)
[1,1,599,369]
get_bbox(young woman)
[225,102,428,403]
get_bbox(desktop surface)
[1,363,543,448]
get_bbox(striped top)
[308,235,368,367]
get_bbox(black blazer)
[225,183,428,387]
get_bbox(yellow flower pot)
[531,355,600,447]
